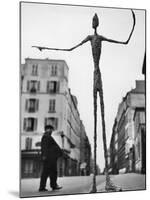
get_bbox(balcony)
[29,88,37,94]
[28,107,36,113]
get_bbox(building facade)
[21,58,91,178]
[109,80,145,174]
[108,119,119,174]
[79,120,91,175]
[133,108,146,173]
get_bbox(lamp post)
[60,131,65,177]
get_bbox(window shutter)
[25,137,29,149]
[51,65,53,75]
[27,81,30,91]
[47,81,49,93]
[62,64,64,77]
[38,81,40,91]
[36,99,39,111]
[36,64,38,75]
[49,100,50,112]
[26,137,32,150]
[24,118,27,131]
[25,99,28,111]
[56,81,60,92]
[50,100,53,112]
[28,118,32,129]
[32,65,34,75]
[51,65,55,75]
[55,118,58,129]
[29,138,32,149]
[34,118,37,131]
[53,99,56,112]
[54,65,57,75]
[49,118,52,125]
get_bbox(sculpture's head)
[92,13,99,29]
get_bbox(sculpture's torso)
[90,34,102,68]
[89,34,102,91]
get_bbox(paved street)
[97,173,146,192]
[21,173,146,197]
[21,175,106,197]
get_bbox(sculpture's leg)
[90,88,97,193]
[98,70,120,191]
[98,71,108,172]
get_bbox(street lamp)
[60,131,65,177]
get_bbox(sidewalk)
[97,173,146,192]
[20,175,96,197]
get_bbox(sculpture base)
[105,184,122,192]
[89,188,97,193]
[89,183,97,193]
[105,173,122,192]
[96,173,122,193]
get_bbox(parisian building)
[108,119,118,174]
[133,107,145,173]
[21,58,91,178]
[142,53,146,76]
[79,120,91,176]
[108,80,145,174]
[133,55,146,173]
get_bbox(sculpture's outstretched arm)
[32,36,91,52]
[102,9,135,45]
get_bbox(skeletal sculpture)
[33,9,135,192]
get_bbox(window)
[24,160,34,174]
[49,99,56,112]
[35,141,41,147]
[27,80,40,93]
[25,137,32,150]
[24,118,37,131]
[137,139,141,160]
[45,117,58,130]
[25,99,39,112]
[47,81,59,93]
[51,64,57,76]
[115,142,118,151]
[115,155,118,163]
[115,133,118,142]
[32,64,38,76]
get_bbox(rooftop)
[24,57,69,70]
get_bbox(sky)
[21,2,145,171]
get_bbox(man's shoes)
[39,188,48,192]
[52,185,62,190]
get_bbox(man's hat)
[45,124,54,131]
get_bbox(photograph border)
[19,1,146,198]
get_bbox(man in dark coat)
[39,125,63,192]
